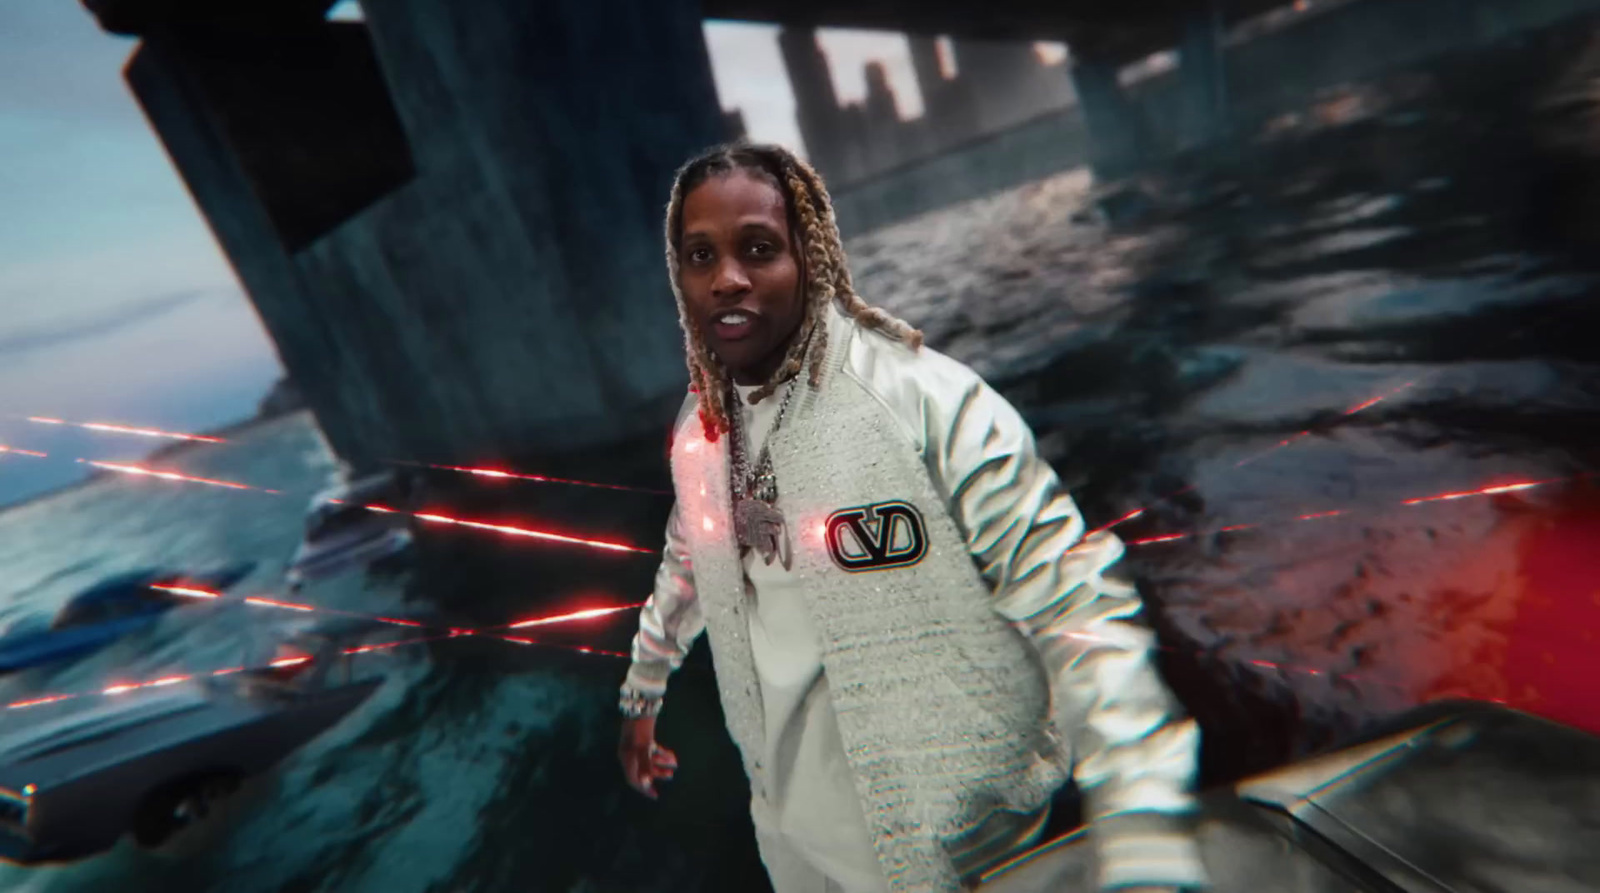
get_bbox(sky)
[0,0,1058,508]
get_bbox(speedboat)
[0,622,386,864]
[0,564,255,675]
[285,471,418,591]
[976,700,1600,892]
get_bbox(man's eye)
[687,248,713,264]
[748,241,775,257]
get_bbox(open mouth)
[711,310,757,341]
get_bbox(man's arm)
[621,502,706,707]
[927,371,1208,892]
[617,503,705,799]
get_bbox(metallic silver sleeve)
[621,503,706,700]
[926,373,1209,891]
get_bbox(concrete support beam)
[1068,54,1153,180]
[1178,1,1230,148]
[124,19,411,470]
[113,0,727,471]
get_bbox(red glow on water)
[78,460,278,494]
[269,656,312,668]
[1486,488,1600,733]
[30,416,226,443]
[506,603,644,630]
[0,445,47,458]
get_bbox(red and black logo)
[824,500,928,572]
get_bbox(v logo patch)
[824,500,928,572]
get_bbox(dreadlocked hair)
[663,142,924,441]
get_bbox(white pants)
[751,802,890,893]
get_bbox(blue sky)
[0,1,1026,508]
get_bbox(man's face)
[677,171,805,386]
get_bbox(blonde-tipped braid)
[665,143,923,441]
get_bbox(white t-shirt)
[734,382,887,892]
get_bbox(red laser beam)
[151,585,638,641]
[1341,379,1418,417]
[28,416,226,444]
[343,635,444,655]
[0,445,48,459]
[1055,627,1391,689]
[243,596,315,612]
[405,508,650,554]
[1400,479,1559,505]
[154,583,416,628]
[397,460,670,495]
[45,452,648,558]
[321,497,652,555]
[506,603,644,630]
[1,629,627,712]
[150,584,222,600]
[1097,377,1424,533]
[1231,380,1419,471]
[499,636,631,659]
[1124,475,1581,548]
[78,460,280,494]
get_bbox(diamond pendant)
[734,497,787,567]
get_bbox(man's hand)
[618,715,678,799]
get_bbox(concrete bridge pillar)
[1068,50,1154,180]
[89,0,728,474]
[1178,1,1230,149]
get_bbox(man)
[617,143,1209,893]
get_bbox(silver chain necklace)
[728,374,800,567]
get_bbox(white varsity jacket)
[623,301,1209,892]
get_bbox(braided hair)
[663,142,924,441]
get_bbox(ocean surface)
[0,22,1598,893]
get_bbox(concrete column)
[1068,53,1152,180]
[778,28,845,178]
[123,19,411,471]
[1179,1,1230,148]
[105,0,729,471]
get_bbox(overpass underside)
[81,0,1249,476]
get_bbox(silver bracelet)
[619,688,663,719]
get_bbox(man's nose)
[711,259,751,300]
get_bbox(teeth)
[718,312,750,325]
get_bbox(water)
[1,22,1598,893]
[851,25,1600,780]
